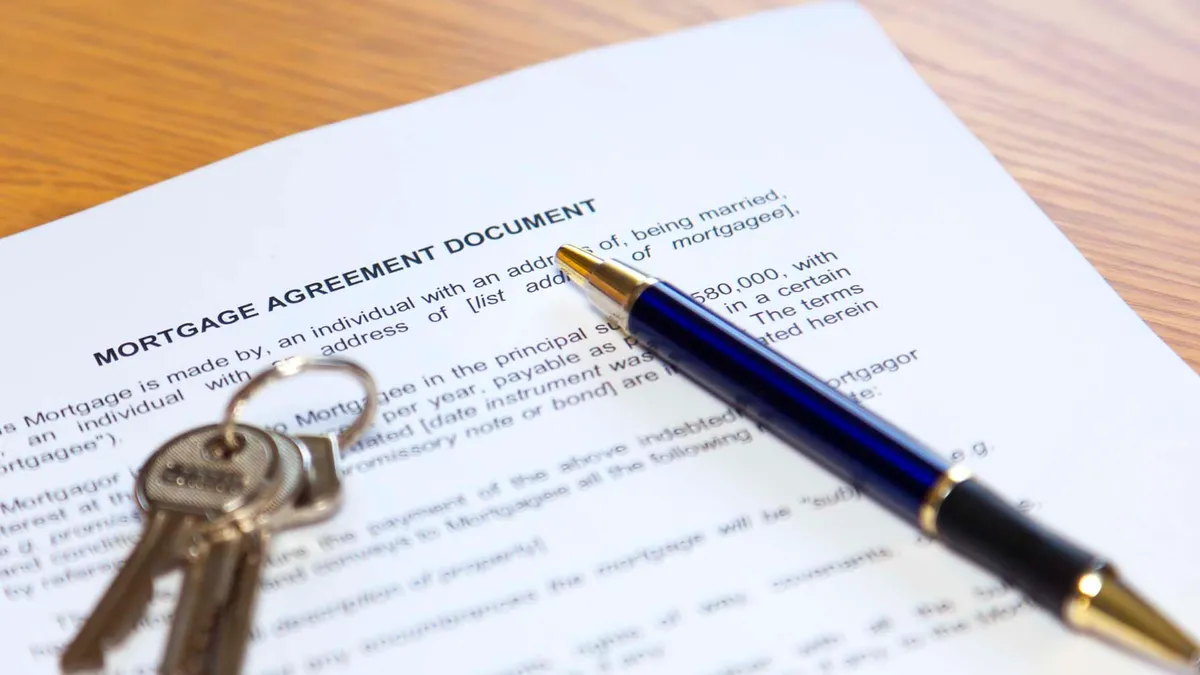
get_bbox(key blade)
[210,529,269,675]
[60,510,190,673]
[160,530,244,675]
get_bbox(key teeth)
[60,580,153,673]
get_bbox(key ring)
[218,356,378,452]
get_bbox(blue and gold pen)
[555,244,1199,671]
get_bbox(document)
[2,2,1198,673]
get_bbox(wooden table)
[2,0,1198,370]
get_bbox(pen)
[555,244,1200,671]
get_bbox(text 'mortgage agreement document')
[2,2,1198,673]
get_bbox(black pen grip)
[937,480,1099,614]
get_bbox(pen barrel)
[626,282,950,522]
[626,282,1105,618]
[621,279,1198,665]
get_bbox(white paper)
[2,2,1198,673]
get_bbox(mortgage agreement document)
[2,3,1198,674]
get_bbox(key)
[161,529,245,675]
[288,434,344,525]
[59,510,189,672]
[204,527,269,675]
[204,433,346,675]
[60,424,283,673]
[163,431,348,674]
[159,430,307,675]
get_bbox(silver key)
[161,529,246,675]
[286,434,344,526]
[205,527,269,675]
[60,424,283,673]
[160,430,307,675]
[202,433,346,675]
[60,510,190,672]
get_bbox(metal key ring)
[218,356,378,452]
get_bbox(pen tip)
[1067,567,1200,671]
[555,244,601,287]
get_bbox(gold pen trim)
[917,465,972,535]
[556,245,656,328]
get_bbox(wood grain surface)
[1,0,1198,369]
